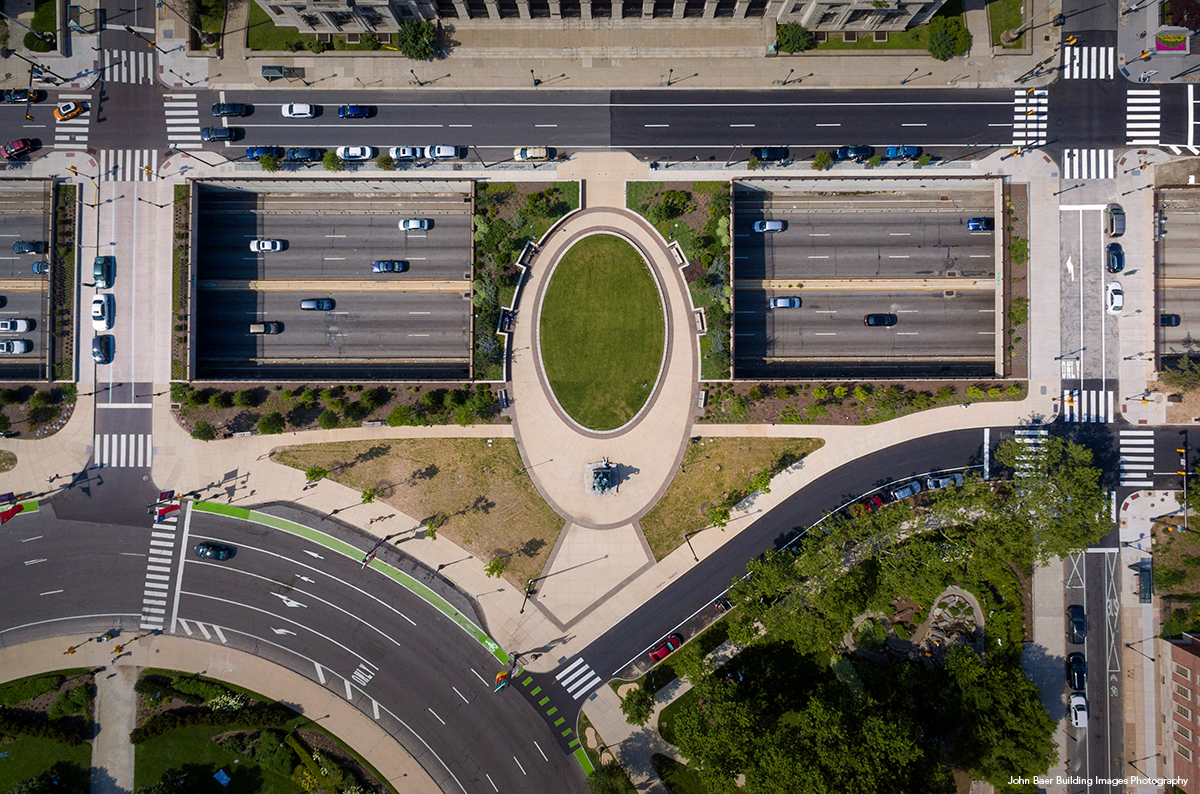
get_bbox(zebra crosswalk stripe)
[102,49,155,85]
[1062,45,1114,79]
[1012,89,1048,147]
[1119,429,1155,486]
[98,149,160,182]
[94,433,154,466]
[1062,149,1114,180]
[1126,89,1161,145]
[555,657,603,700]
[164,93,202,148]
[1059,390,1115,423]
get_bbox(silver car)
[389,146,419,161]
[399,218,429,231]
[890,480,922,500]
[926,473,964,491]
[249,239,283,253]
[425,145,463,160]
[0,339,30,354]
[336,145,376,161]
[0,318,31,333]
[91,293,113,331]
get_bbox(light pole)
[683,530,699,561]
[530,69,538,87]
[123,24,166,53]
[167,68,201,86]
[136,197,170,208]
[519,578,537,613]
[410,69,424,86]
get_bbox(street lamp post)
[519,578,537,613]
[123,24,166,53]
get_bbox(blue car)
[885,145,921,160]
[967,217,995,231]
[836,145,874,161]
[246,146,283,159]
[338,105,370,119]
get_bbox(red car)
[848,495,883,518]
[2,138,32,159]
[648,634,684,662]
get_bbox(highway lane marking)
[453,686,469,703]
[428,707,446,725]
[814,310,837,313]
[20,535,42,542]
[302,550,324,559]
[901,123,927,127]
[889,233,911,236]
[809,233,830,236]
[513,757,527,776]
[325,234,346,238]
[814,332,837,336]
[345,679,353,699]
[896,332,919,335]
[272,628,297,635]
[409,311,431,315]
[815,123,840,127]
[645,124,669,127]
[969,254,991,258]
[969,232,992,236]
[730,124,755,127]
[409,333,431,337]
[535,124,557,127]
[372,699,380,719]
[323,257,346,261]
[978,309,995,312]
[534,741,548,762]
[448,124,472,127]
[40,590,62,596]
[24,558,46,566]
[315,663,326,684]
[808,255,830,259]
[485,774,498,792]
[897,310,919,312]
[888,255,911,259]
[472,668,487,685]
[978,331,996,335]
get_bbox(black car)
[285,147,323,163]
[1,88,35,104]
[194,542,235,561]
[371,260,409,273]
[200,127,236,142]
[1066,652,1087,691]
[92,334,113,365]
[211,102,248,117]
[864,313,898,327]
[1162,313,1182,327]
[1106,243,1124,273]
[836,145,874,161]
[12,241,43,255]
[246,146,283,159]
[1067,604,1086,644]
[338,105,371,119]
[750,147,789,162]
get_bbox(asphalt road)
[733,289,996,359]
[1157,202,1200,357]
[0,187,51,281]
[735,210,996,280]
[1058,205,1121,385]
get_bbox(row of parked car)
[749,145,924,164]
[847,473,963,518]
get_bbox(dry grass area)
[274,439,564,585]
[639,437,824,560]
[0,451,15,473]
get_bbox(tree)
[305,465,329,482]
[775,22,815,52]
[620,685,655,726]
[1161,354,1200,391]
[191,420,216,441]
[484,555,508,578]
[586,760,634,794]
[747,154,761,171]
[812,150,833,171]
[322,151,345,172]
[208,390,232,409]
[927,16,971,61]
[361,487,377,504]
[232,389,257,408]
[258,154,281,172]
[396,18,437,60]
[867,154,881,168]
[0,414,9,433]
[258,412,286,435]
[317,409,340,429]
[387,404,414,426]
[376,153,396,171]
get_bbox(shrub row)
[130,703,294,744]
[0,675,65,708]
[0,707,88,746]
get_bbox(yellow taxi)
[53,101,85,122]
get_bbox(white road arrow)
[1065,256,1075,282]
[303,550,324,559]
[271,592,307,609]
[272,628,297,636]
[295,575,316,584]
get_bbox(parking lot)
[730,182,1002,379]
[0,181,51,380]
[1156,190,1200,362]
[194,181,473,380]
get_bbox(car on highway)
[1069,693,1088,728]
[246,146,283,159]
[1106,242,1124,273]
[53,101,85,121]
[885,145,921,160]
[848,495,883,518]
[890,480,922,501]
[249,239,283,253]
[389,146,419,161]
[0,339,30,355]
[1162,313,1182,327]
[91,293,113,331]
[282,103,315,118]
[750,147,789,161]
[926,473,963,490]
[300,298,335,311]
[338,105,371,119]
[399,218,430,231]
[92,334,113,364]
[194,541,236,561]
[1067,604,1087,644]
[754,220,784,232]
[836,145,874,161]
[285,148,323,163]
[0,319,31,333]
[0,89,36,104]
[514,146,554,161]
[1106,281,1124,315]
[769,296,801,309]
[1106,203,1126,238]
[864,313,897,327]
[966,217,994,231]
[12,241,43,255]
[336,145,376,161]
[211,102,248,117]
[249,322,283,334]
[2,138,33,159]
[1066,652,1087,691]
[93,256,113,288]
[426,144,465,160]
[648,634,684,662]
[372,260,410,273]
[200,127,236,142]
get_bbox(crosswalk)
[1119,429,1155,487]
[1013,427,1047,478]
[1126,89,1161,145]
[555,657,603,701]
[1059,389,1115,422]
[101,48,156,85]
[140,494,181,631]
[164,93,202,150]
[1012,89,1048,147]
[1062,148,1114,180]
[52,92,91,151]
[97,149,158,182]
[1061,45,1114,80]
[94,432,154,466]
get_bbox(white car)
[336,145,376,161]
[281,103,315,118]
[91,293,113,331]
[926,473,964,491]
[425,145,462,160]
[399,218,430,231]
[389,146,419,161]
[0,339,30,354]
[1106,281,1124,315]
[250,239,283,253]
[754,220,784,233]
[1069,693,1088,728]
[0,318,31,333]
[769,297,800,309]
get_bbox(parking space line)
[814,332,837,336]
[808,255,829,259]
[887,255,910,259]
[968,254,991,258]
[896,332,919,335]
[889,233,911,236]
[813,310,837,314]
[808,233,830,237]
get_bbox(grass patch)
[814,0,965,49]
[0,450,14,472]
[540,234,664,431]
[988,0,1024,47]
[656,688,698,748]
[134,723,306,794]
[273,438,562,586]
[652,754,706,794]
[640,438,823,560]
[30,0,55,34]
[0,737,89,791]
[246,0,305,50]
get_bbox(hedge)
[171,677,229,703]
[131,703,295,744]
[0,675,65,708]
[134,675,203,706]
[0,708,88,745]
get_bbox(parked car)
[249,239,283,253]
[514,146,554,161]
[1106,281,1124,315]
[1069,693,1088,728]
[338,105,371,119]
[714,596,733,614]
[1067,604,1087,644]
[246,146,284,159]
[848,495,883,518]
[0,339,30,354]
[864,313,898,327]
[92,334,113,364]
[836,145,874,161]
[399,218,430,231]
[425,144,465,160]
[31,262,47,275]
[336,145,376,161]
[200,127,236,142]
[0,319,31,333]
[769,296,801,309]
[750,147,789,161]
[885,145,921,160]
[1106,243,1124,273]
[754,220,784,232]
[249,322,283,334]
[926,473,964,491]
[285,148,323,163]
[53,101,85,121]
[648,634,684,662]
[12,241,43,255]
[389,146,419,161]
[1162,313,1182,327]
[890,480,922,501]
[1066,652,1087,691]
[194,541,236,561]
[91,293,114,331]
[300,298,334,311]
[93,256,113,289]
[967,217,994,231]
[1106,203,1126,238]
[282,103,315,118]
[372,260,410,273]
[2,138,33,159]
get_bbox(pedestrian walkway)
[100,49,157,85]
[1061,148,1115,180]
[164,93,203,150]
[1126,88,1162,145]
[1013,427,1048,477]
[97,149,160,182]
[92,664,136,794]
[1061,45,1115,80]
[1012,90,1049,148]
[52,93,92,151]
[1118,428,1155,486]
[94,432,154,467]
[1059,388,1115,422]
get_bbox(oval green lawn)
[540,234,665,431]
